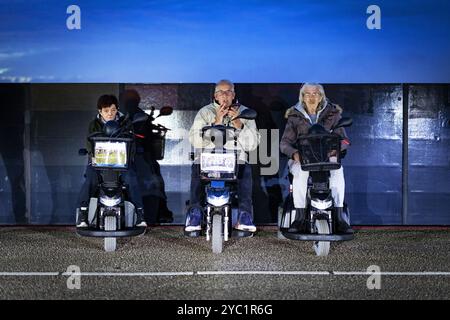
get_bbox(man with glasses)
[280,83,353,234]
[185,80,259,233]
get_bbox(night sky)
[1,0,449,82]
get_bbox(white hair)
[215,79,235,92]
[299,83,327,108]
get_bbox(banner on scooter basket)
[92,141,128,169]
[200,152,236,173]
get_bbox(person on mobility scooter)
[184,80,260,243]
[75,95,147,251]
[279,83,353,256]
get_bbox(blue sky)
[0,0,449,82]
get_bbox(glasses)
[215,90,234,96]
[303,92,321,97]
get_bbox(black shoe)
[158,200,174,223]
[158,211,174,223]
[136,208,148,228]
[76,207,89,228]
[288,208,307,233]
[335,207,353,234]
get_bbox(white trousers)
[288,160,345,209]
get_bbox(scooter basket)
[297,134,341,171]
[147,129,166,160]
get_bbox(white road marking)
[333,271,450,276]
[0,272,59,276]
[197,271,330,275]
[60,272,194,277]
[0,271,449,277]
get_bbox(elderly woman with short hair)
[280,83,352,234]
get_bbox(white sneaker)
[76,221,88,228]
[185,224,202,232]
[184,209,202,232]
[234,212,257,232]
[136,221,147,228]
[77,207,89,228]
[135,208,147,227]
[234,223,256,233]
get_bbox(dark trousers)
[189,163,253,216]
[78,163,144,209]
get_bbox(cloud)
[0,74,59,83]
[0,48,59,61]
[35,75,55,81]
[0,75,32,83]
[0,51,28,60]
[0,68,9,74]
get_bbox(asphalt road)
[0,226,449,300]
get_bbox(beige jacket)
[189,103,259,162]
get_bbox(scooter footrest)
[281,231,354,242]
[231,230,254,238]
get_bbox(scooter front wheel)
[212,214,223,254]
[313,219,330,256]
[104,216,117,252]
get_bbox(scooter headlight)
[100,196,121,207]
[311,199,333,210]
[206,187,230,207]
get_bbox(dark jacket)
[122,107,167,199]
[86,112,134,156]
[280,100,350,159]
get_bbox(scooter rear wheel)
[313,219,330,256]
